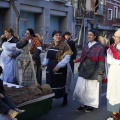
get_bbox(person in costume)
[73,29,105,112]
[42,30,72,106]
[22,28,42,85]
[63,32,77,73]
[0,28,25,83]
[107,30,120,120]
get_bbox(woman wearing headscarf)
[107,30,120,120]
[73,29,105,112]
[42,30,72,106]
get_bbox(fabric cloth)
[1,36,19,44]
[73,77,101,108]
[0,79,16,114]
[0,79,5,95]
[46,47,67,98]
[30,37,42,84]
[47,41,72,61]
[30,37,41,54]
[109,45,120,60]
[107,101,120,113]
[107,47,120,105]
[78,42,105,80]
[65,63,74,93]
[73,41,105,108]
[81,42,105,62]
[1,42,21,83]
[65,39,77,72]
[0,95,16,114]
[43,41,71,98]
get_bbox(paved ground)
[39,56,112,120]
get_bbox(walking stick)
[29,52,38,86]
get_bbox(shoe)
[8,109,19,119]
[107,114,118,120]
[85,106,93,112]
[107,117,118,120]
[61,101,68,106]
[61,93,68,107]
[76,105,87,112]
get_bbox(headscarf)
[89,29,99,41]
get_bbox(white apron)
[73,77,101,108]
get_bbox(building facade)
[104,0,120,36]
[94,0,120,37]
[0,0,74,44]
[75,0,120,46]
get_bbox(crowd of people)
[0,27,120,120]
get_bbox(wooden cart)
[17,93,54,120]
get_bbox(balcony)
[50,0,67,3]
[75,9,94,20]
[95,4,106,16]
[112,18,120,26]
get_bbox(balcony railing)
[50,0,67,3]
[75,9,94,19]
[112,18,120,25]
[95,4,106,16]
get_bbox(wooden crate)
[17,93,54,120]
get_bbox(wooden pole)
[77,14,85,45]
[29,52,38,86]
[10,0,20,35]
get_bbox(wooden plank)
[17,93,55,107]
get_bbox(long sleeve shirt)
[42,55,70,68]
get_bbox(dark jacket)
[1,36,19,44]
[0,79,5,95]
[66,39,77,60]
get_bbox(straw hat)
[114,30,120,37]
[98,36,106,46]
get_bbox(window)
[107,9,112,20]
[114,6,118,18]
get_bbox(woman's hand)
[53,66,59,72]
[41,65,45,70]
[1,34,5,39]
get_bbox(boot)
[61,93,68,106]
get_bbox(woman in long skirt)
[107,30,120,120]
[73,29,105,112]
[42,30,72,106]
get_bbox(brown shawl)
[47,41,72,61]
[30,37,41,54]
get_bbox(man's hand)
[0,93,4,99]
[53,66,59,72]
